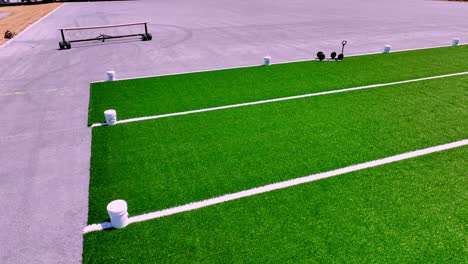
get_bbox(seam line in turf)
[83,139,468,234]
[91,71,468,127]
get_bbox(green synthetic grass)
[84,145,468,263]
[88,45,468,124]
[87,74,467,224]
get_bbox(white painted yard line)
[0,3,65,49]
[90,43,467,83]
[83,139,468,234]
[91,71,468,127]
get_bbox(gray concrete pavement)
[0,0,467,263]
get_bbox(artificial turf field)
[84,46,467,263]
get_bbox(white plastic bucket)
[106,71,116,81]
[264,56,271,66]
[107,200,129,229]
[452,38,460,46]
[104,109,117,125]
[384,45,391,54]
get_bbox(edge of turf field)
[83,139,468,234]
[90,71,468,127]
[90,43,467,83]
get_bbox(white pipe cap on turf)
[107,200,129,229]
[264,56,271,66]
[104,109,117,125]
[384,45,391,54]
[452,38,460,46]
[106,70,116,81]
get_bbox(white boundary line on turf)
[91,71,468,127]
[0,3,65,49]
[90,43,467,83]
[83,139,468,234]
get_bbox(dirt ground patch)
[0,3,61,46]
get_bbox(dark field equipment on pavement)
[316,40,348,62]
[316,51,326,61]
[338,40,347,60]
[58,22,152,50]
[4,30,15,39]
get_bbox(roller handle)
[341,40,347,54]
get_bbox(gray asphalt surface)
[0,0,467,263]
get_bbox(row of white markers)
[105,38,462,82]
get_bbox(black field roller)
[317,51,326,61]
[315,40,347,62]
